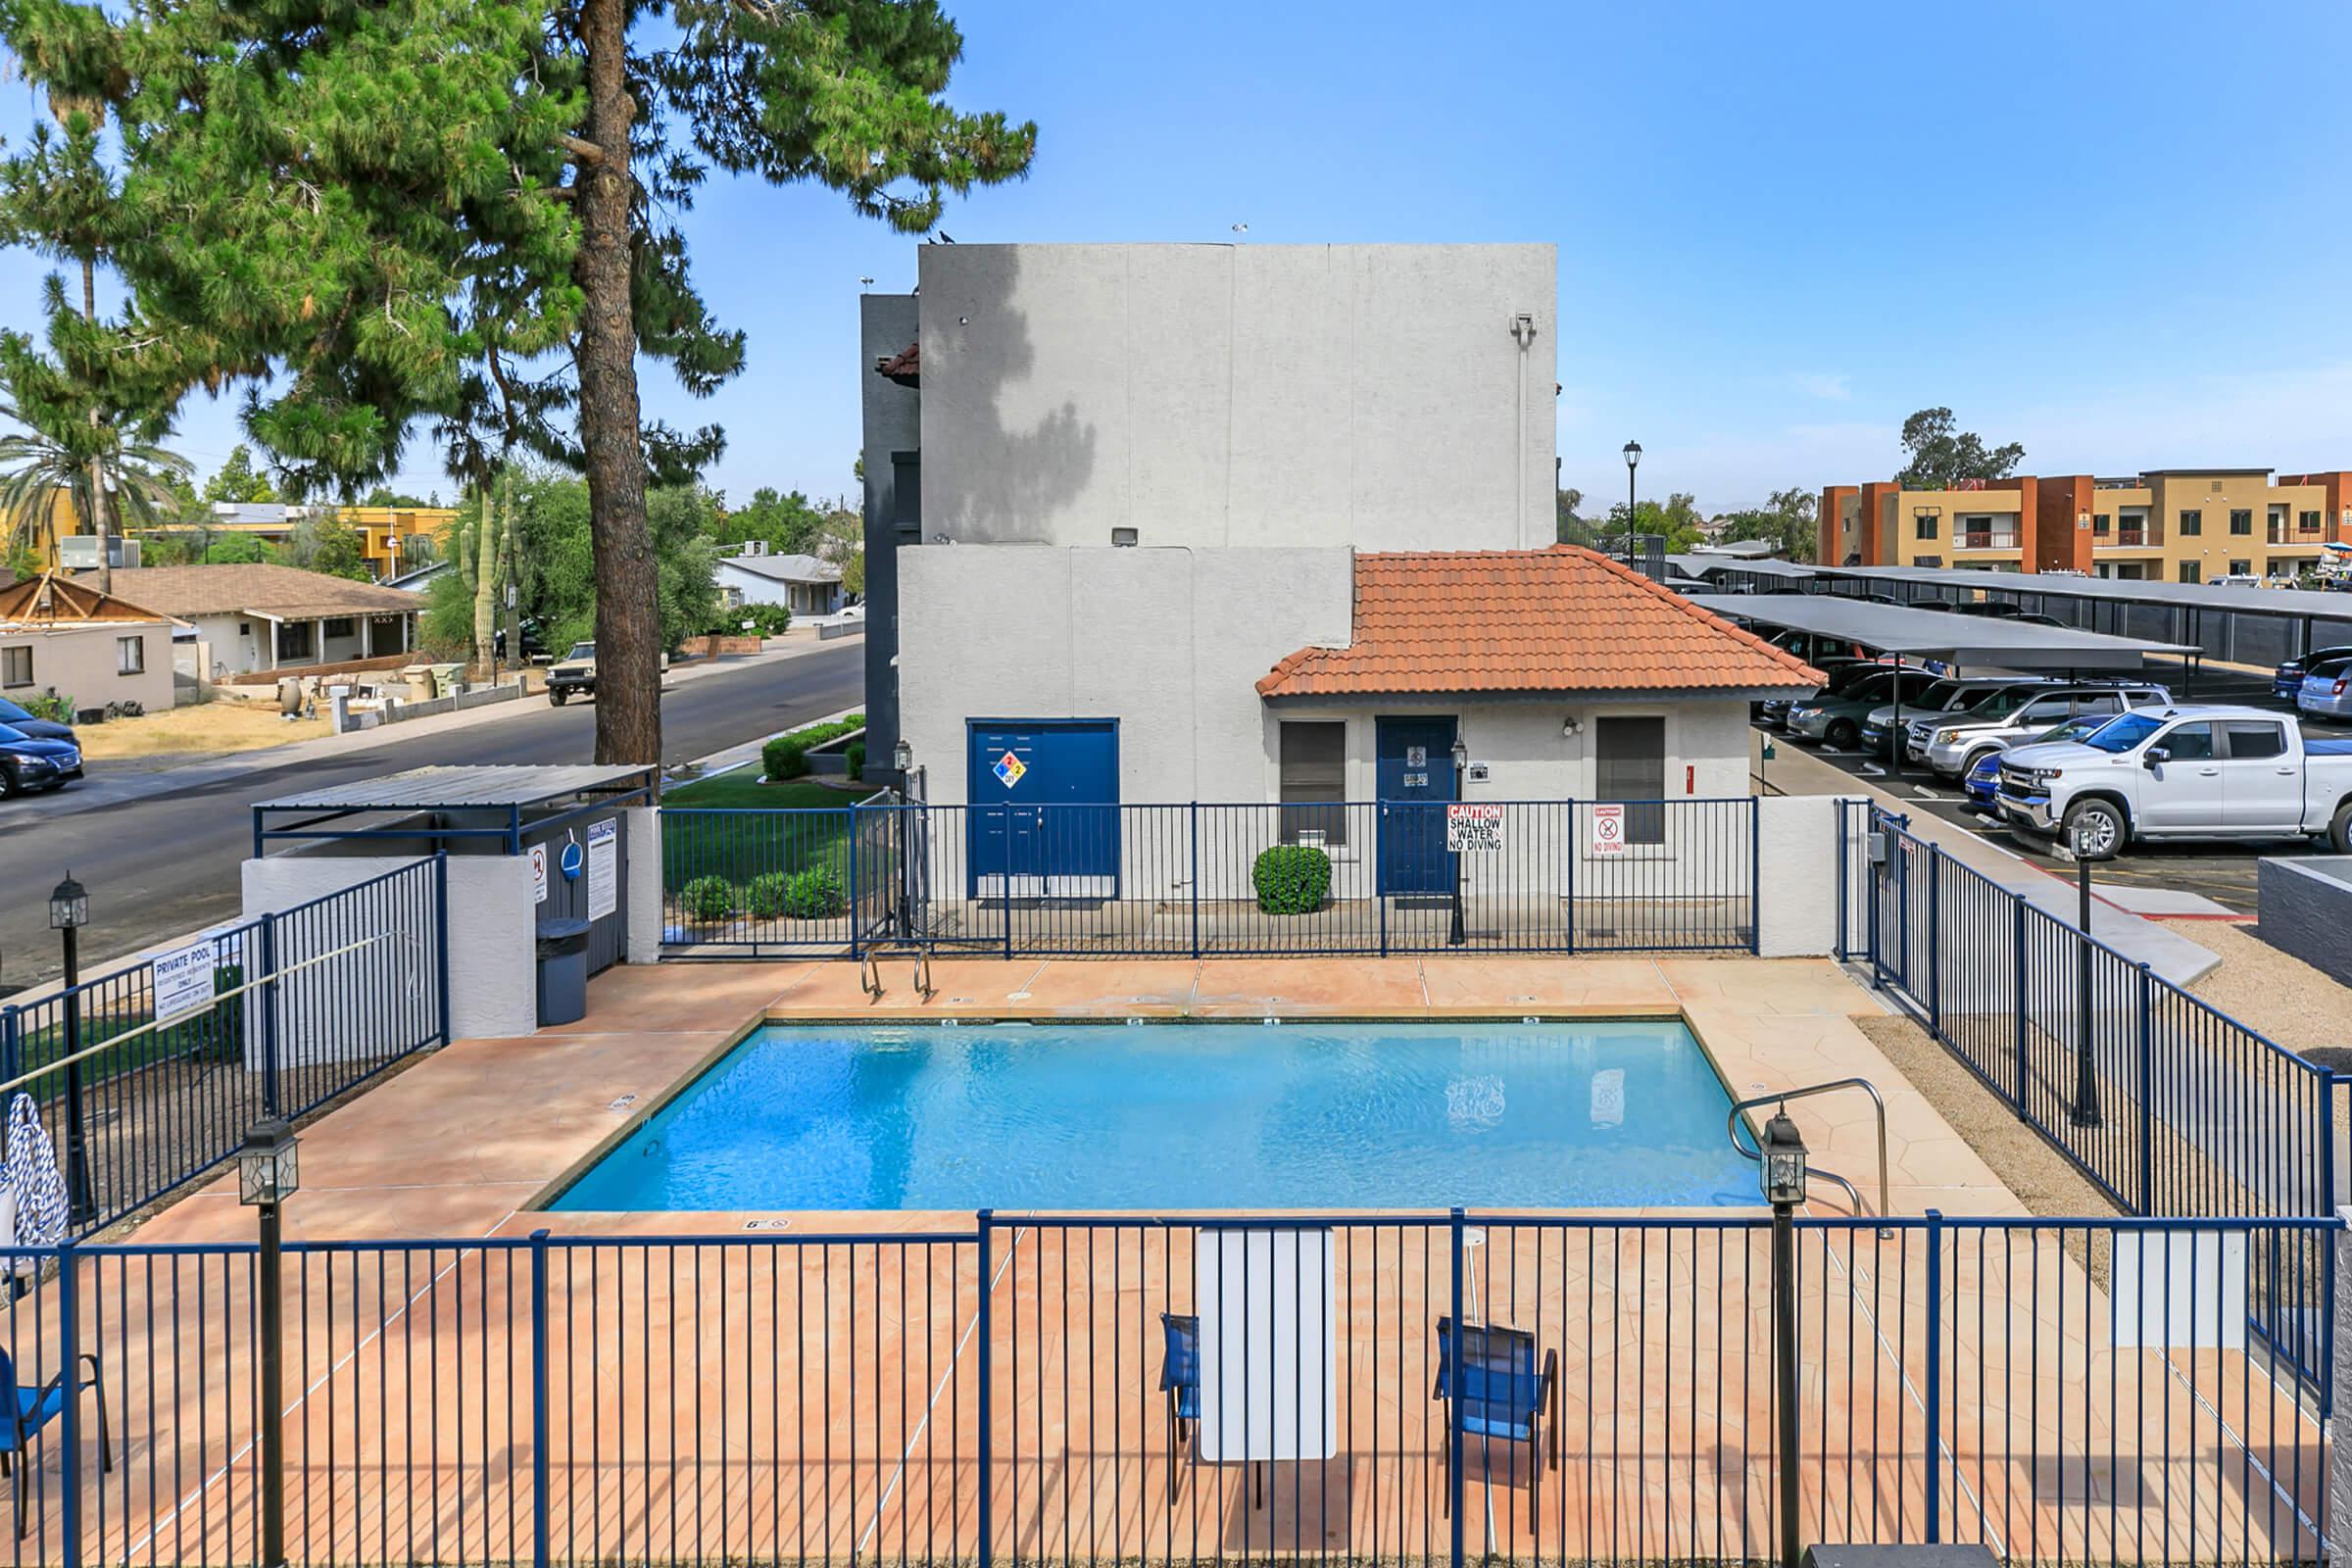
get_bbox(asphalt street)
[0,643,864,990]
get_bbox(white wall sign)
[151,940,220,1026]
[1195,1228,1337,1464]
[586,817,618,920]
[1446,801,1504,853]
[2112,1231,2245,1349]
[529,844,549,906]
[1591,803,1628,857]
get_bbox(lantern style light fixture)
[1449,736,1469,775]
[48,872,88,931]
[238,1118,301,1207]
[1759,1105,1809,1208]
[1622,440,1642,472]
[892,738,914,774]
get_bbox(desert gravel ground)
[2156,916,2352,1067]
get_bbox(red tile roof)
[1256,546,1824,698]
[875,340,919,385]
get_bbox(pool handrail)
[1726,1077,1890,1226]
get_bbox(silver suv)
[1917,682,2173,777]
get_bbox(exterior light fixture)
[1622,440,1642,472]
[1449,736,1469,775]
[1759,1106,1808,1207]
[1622,442,1643,572]
[238,1118,301,1207]
[48,872,88,931]
[892,738,914,774]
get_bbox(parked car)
[2295,657,2352,722]
[1857,675,2048,756]
[1917,682,2173,778]
[1963,711,2145,811]
[0,696,75,744]
[1786,667,1946,750]
[1995,706,2352,858]
[2276,645,2352,702]
[0,720,82,796]
[1757,657,1871,730]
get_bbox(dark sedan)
[0,696,75,744]
[2276,645,2352,702]
[0,721,82,795]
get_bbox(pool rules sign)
[1445,802,1504,853]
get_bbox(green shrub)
[761,734,810,780]
[1251,845,1333,915]
[677,875,737,921]
[781,864,846,919]
[24,690,74,724]
[846,741,865,781]
[745,871,791,917]
[715,602,792,638]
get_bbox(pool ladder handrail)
[859,943,934,1004]
[1726,1076,1890,1228]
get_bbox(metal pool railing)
[0,1208,2333,1567]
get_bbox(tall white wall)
[917,243,1556,552]
[898,544,1354,803]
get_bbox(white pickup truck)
[1994,705,2352,858]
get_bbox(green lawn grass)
[661,765,871,891]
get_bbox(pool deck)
[124,955,2021,1247]
[27,957,2323,1566]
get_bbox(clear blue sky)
[4,0,2350,515]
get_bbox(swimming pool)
[550,1020,1756,1211]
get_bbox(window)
[2302,510,2324,531]
[1,646,27,688]
[2223,721,2286,760]
[2073,693,2124,716]
[1277,721,1348,846]
[1594,715,1666,845]
[116,636,143,676]
[2229,559,2251,577]
[277,621,316,662]
[2092,513,2110,534]
[2179,509,2202,536]
[2178,562,2201,584]
[2229,509,2252,535]
[2160,722,2215,760]
[323,616,356,639]
[1913,554,1942,568]
[1913,514,1939,540]
[2014,697,2073,726]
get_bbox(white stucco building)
[714,545,846,617]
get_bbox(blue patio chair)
[1433,1315,1557,1514]
[0,1347,109,1537]
[1158,1312,1199,1501]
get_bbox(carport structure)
[1687,592,2204,776]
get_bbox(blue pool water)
[550,1020,1755,1211]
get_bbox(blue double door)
[1375,716,1458,897]
[966,720,1120,897]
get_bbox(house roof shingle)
[717,552,842,585]
[875,339,919,386]
[1255,546,1825,699]
[82,564,423,620]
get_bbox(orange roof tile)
[1256,546,1824,698]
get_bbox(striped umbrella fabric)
[5,1092,68,1265]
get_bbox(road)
[0,643,864,989]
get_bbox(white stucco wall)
[917,243,1556,552]
[1754,795,1861,957]
[0,621,174,717]
[242,852,537,1048]
[897,543,1355,804]
[624,807,662,964]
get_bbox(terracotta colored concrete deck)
[12,956,2317,1564]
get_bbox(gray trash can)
[535,917,593,1026]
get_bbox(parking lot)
[1769,656,2350,915]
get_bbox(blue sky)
[4,0,2350,515]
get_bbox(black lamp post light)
[48,873,96,1225]
[2063,822,2104,1128]
[1447,736,1469,947]
[1622,440,1642,570]
[1760,1106,1808,1568]
[241,1117,301,1568]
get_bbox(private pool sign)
[1445,802,1504,853]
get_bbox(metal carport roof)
[252,764,659,855]
[1685,593,2202,671]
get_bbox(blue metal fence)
[662,798,1762,958]
[0,857,449,1240]
[0,1209,2331,1565]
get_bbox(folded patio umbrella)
[4,1093,68,1271]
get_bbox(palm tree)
[0,398,192,579]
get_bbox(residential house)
[90,564,422,676]
[0,571,178,715]
[714,544,845,617]
[1820,468,2352,582]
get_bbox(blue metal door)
[966,720,1120,896]
[1375,716,1456,896]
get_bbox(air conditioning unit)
[57,536,140,570]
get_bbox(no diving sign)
[1445,802,1503,853]
[1590,803,1629,857]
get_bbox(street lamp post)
[47,873,95,1225]
[2065,826,2103,1127]
[891,739,916,935]
[1622,441,1642,571]
[240,1118,301,1568]
[1447,735,1468,947]
[1760,1107,1809,1568]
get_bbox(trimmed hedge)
[846,741,865,781]
[760,711,867,782]
[781,865,847,919]
[1251,845,1332,915]
[678,875,737,922]
[731,603,793,637]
